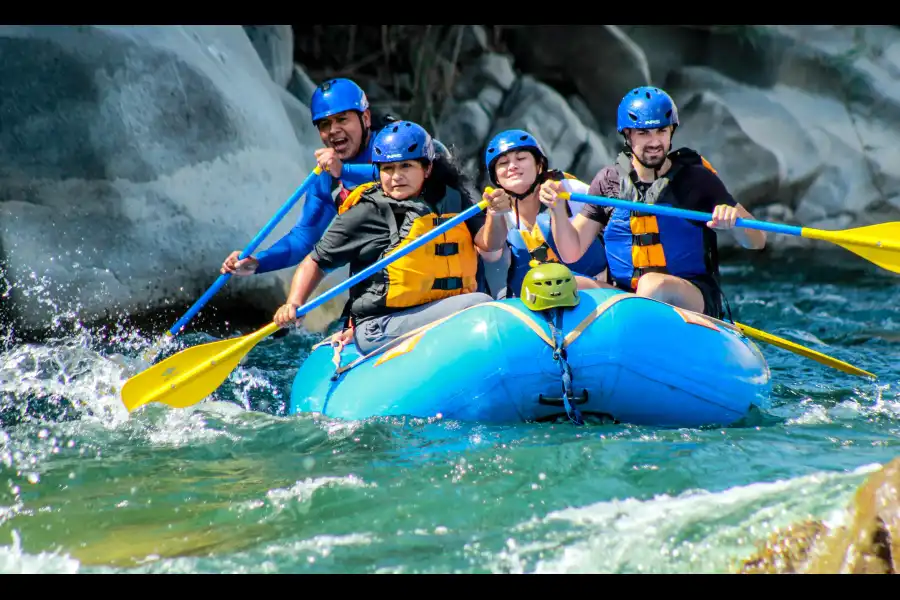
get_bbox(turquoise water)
[1,250,898,573]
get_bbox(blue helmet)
[484,129,548,184]
[371,121,436,164]
[616,86,679,133]
[310,78,370,123]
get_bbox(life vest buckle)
[434,242,459,257]
[432,276,463,291]
[633,232,661,246]
[529,243,553,263]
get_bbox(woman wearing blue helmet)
[546,86,767,319]
[481,129,611,299]
[273,121,511,354]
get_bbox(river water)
[1,250,898,573]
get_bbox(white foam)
[495,464,882,574]
[0,531,80,574]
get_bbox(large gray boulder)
[489,76,613,185]
[502,25,652,136]
[243,25,294,88]
[0,25,326,335]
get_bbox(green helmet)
[520,263,580,311]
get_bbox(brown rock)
[738,457,900,574]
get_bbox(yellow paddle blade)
[734,322,876,379]
[802,222,900,274]
[121,322,280,412]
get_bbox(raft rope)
[543,307,584,426]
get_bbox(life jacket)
[603,148,721,291]
[341,183,480,320]
[504,170,608,297]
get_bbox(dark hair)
[421,151,478,205]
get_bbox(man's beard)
[637,148,666,168]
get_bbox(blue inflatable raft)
[289,288,771,428]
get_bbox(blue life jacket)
[505,171,608,298]
[603,149,721,291]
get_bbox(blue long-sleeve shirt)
[255,134,378,275]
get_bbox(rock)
[753,203,795,224]
[567,95,601,133]
[287,64,318,107]
[276,85,323,151]
[243,25,294,88]
[738,520,829,574]
[667,66,823,211]
[437,100,493,170]
[806,214,855,232]
[451,52,517,101]
[618,25,711,88]
[437,53,517,175]
[0,25,323,334]
[569,129,615,184]
[439,25,489,63]
[737,456,900,574]
[502,25,651,137]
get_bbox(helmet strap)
[357,112,370,159]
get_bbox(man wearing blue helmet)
[220,78,384,278]
[221,77,453,279]
[480,128,612,298]
[273,121,510,354]
[545,86,766,319]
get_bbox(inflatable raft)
[289,288,771,428]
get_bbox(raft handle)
[538,390,589,407]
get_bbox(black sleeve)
[456,185,486,239]
[580,203,612,225]
[679,166,738,213]
[580,166,619,225]
[309,202,392,271]
[465,211,487,239]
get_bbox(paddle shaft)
[561,192,900,251]
[165,166,324,337]
[293,198,490,319]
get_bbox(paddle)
[141,166,325,362]
[121,196,492,412]
[557,191,879,379]
[729,322,875,379]
[558,191,900,274]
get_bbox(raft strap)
[542,307,584,425]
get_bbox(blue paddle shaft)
[566,193,803,237]
[293,200,489,319]
[167,168,324,336]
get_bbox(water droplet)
[26,473,39,484]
